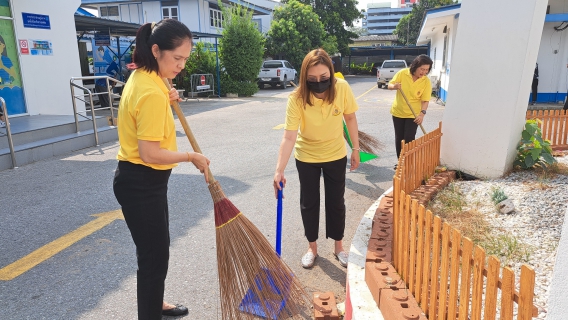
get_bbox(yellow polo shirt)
[285,78,358,163]
[389,68,432,118]
[116,69,178,170]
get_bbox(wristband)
[186,152,191,162]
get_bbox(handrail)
[0,97,17,168]
[69,76,126,146]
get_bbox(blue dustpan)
[239,183,290,319]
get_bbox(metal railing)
[0,97,16,168]
[69,76,125,146]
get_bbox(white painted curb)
[546,204,568,319]
[345,187,393,320]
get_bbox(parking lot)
[0,75,445,319]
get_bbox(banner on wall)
[0,1,27,116]
[29,39,53,56]
[92,38,134,86]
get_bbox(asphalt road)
[0,76,445,319]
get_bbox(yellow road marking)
[355,85,377,101]
[0,210,124,281]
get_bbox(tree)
[394,0,456,46]
[265,0,336,69]
[177,42,216,95]
[285,0,363,56]
[347,26,369,37]
[218,2,264,96]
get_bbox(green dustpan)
[343,121,378,163]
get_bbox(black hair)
[97,46,104,52]
[0,35,7,57]
[409,54,433,75]
[129,19,193,73]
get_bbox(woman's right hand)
[392,82,402,90]
[191,152,210,183]
[273,172,286,198]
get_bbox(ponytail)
[129,19,193,73]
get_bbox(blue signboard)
[22,12,51,30]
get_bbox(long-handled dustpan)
[343,121,378,162]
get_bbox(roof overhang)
[75,15,223,39]
[417,4,461,46]
[81,0,271,15]
[75,14,141,37]
[221,0,271,15]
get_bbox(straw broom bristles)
[356,130,384,155]
[210,182,310,319]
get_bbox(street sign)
[200,75,206,85]
[22,13,51,29]
[94,34,111,47]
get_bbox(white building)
[418,1,568,105]
[0,0,85,116]
[79,0,277,34]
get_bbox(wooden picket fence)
[391,123,537,320]
[526,109,568,150]
[395,122,443,195]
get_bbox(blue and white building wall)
[416,4,460,103]
[1,0,85,117]
[418,1,568,105]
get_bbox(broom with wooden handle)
[398,88,427,135]
[163,79,310,319]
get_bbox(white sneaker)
[301,251,317,268]
[0,120,5,128]
[334,251,349,268]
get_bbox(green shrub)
[218,2,264,96]
[514,119,556,169]
[219,73,258,97]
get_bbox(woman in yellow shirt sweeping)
[388,55,433,164]
[112,19,210,319]
[273,48,361,269]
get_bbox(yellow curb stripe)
[0,210,124,281]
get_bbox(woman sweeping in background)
[388,54,433,166]
[112,19,210,319]
[273,48,361,269]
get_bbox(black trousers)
[532,79,538,102]
[392,116,418,158]
[113,161,172,320]
[295,157,347,243]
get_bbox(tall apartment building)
[362,1,415,36]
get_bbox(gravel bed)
[443,155,568,319]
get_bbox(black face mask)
[307,78,331,94]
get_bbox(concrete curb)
[345,187,392,320]
[546,204,568,319]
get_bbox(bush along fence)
[526,109,568,150]
[365,122,537,320]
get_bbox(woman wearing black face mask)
[273,48,361,269]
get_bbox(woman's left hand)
[414,113,425,125]
[350,150,360,171]
[168,88,182,102]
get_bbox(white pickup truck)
[377,60,408,88]
[257,60,298,89]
